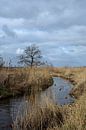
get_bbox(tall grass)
[13,92,86,130]
[13,96,63,130]
[47,92,86,130]
[62,93,86,130]
[0,67,53,98]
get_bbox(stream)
[0,77,74,130]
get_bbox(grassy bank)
[0,67,53,99]
[47,92,86,130]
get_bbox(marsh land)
[0,67,86,130]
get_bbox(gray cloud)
[2,25,16,37]
[0,0,86,66]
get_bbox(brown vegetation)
[0,67,86,130]
[0,67,53,99]
[47,92,86,130]
[13,97,64,130]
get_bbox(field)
[0,67,86,130]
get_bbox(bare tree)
[18,44,42,68]
[0,55,5,67]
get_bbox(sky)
[0,0,86,66]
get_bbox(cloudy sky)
[0,0,86,66]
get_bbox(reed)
[0,67,53,98]
[13,97,63,130]
[47,92,86,130]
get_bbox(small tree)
[0,55,5,68]
[18,44,42,68]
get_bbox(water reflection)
[0,99,12,130]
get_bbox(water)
[41,77,74,105]
[0,77,74,130]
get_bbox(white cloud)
[16,48,24,55]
